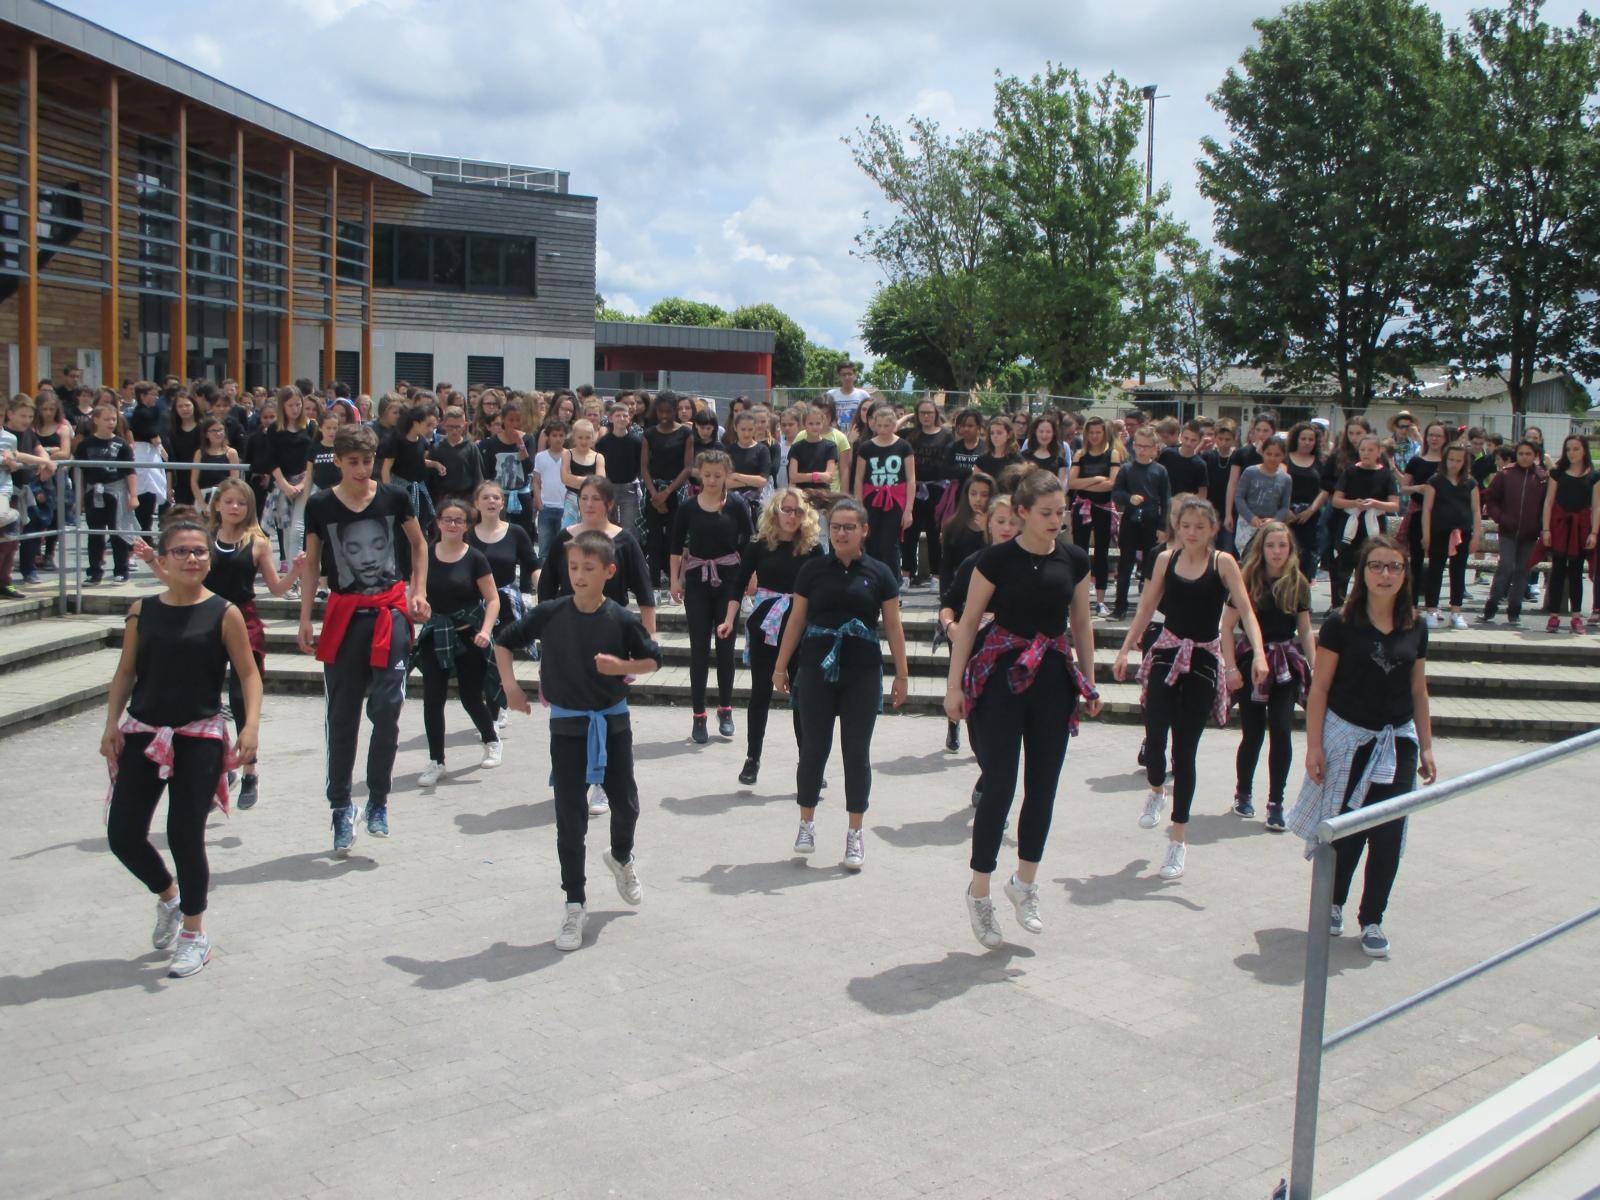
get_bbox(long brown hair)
[1238,520,1308,615]
[1342,534,1415,630]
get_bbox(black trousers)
[107,732,222,917]
[684,574,738,713]
[1424,531,1471,609]
[902,489,944,580]
[322,609,408,809]
[865,503,904,578]
[1330,522,1384,606]
[551,725,639,904]
[1548,551,1586,616]
[1072,501,1112,593]
[745,621,801,762]
[969,652,1075,874]
[226,650,265,776]
[84,492,129,576]
[1333,737,1416,928]
[418,642,497,763]
[1115,519,1158,609]
[795,648,879,813]
[134,492,160,534]
[1144,649,1219,824]
[1291,514,1319,580]
[1235,679,1296,806]
[643,489,680,587]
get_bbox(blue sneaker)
[1232,793,1256,818]
[332,805,357,857]
[1360,924,1390,958]
[366,802,389,838]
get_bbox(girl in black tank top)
[102,519,260,980]
[1114,496,1266,881]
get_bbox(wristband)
[1085,688,1100,702]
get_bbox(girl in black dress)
[1540,435,1598,634]
[165,394,203,508]
[1283,421,1327,580]
[467,480,539,730]
[1422,444,1483,631]
[640,393,692,590]
[1068,416,1123,614]
[101,518,261,978]
[939,471,995,596]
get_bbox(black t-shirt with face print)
[306,482,415,595]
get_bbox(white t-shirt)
[533,449,567,511]
[826,387,870,430]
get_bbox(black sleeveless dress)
[129,594,230,726]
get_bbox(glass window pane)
[396,228,429,285]
[431,233,465,288]
[468,237,501,289]
[501,238,533,293]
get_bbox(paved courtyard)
[2,700,1596,1199]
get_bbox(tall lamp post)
[1138,84,1159,388]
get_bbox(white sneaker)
[480,741,503,769]
[1159,841,1187,879]
[494,711,510,733]
[555,903,586,951]
[843,828,865,871]
[794,820,816,855]
[1139,787,1165,829]
[965,887,1004,949]
[1424,610,1444,629]
[168,930,212,977]
[151,896,183,949]
[1450,613,1469,630]
[603,849,642,905]
[1003,875,1042,934]
[418,760,444,787]
[587,785,610,816]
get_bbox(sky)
[59,0,1594,363]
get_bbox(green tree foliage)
[719,303,808,386]
[1425,0,1600,411]
[645,297,727,326]
[1199,0,1464,406]
[803,343,855,389]
[1147,227,1231,395]
[861,359,914,393]
[847,116,1013,390]
[990,65,1162,396]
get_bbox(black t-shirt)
[1201,448,1237,509]
[482,434,538,496]
[495,597,659,735]
[305,483,415,596]
[385,433,429,485]
[205,535,259,606]
[728,442,773,499]
[1236,584,1308,645]
[642,425,691,486]
[167,423,204,503]
[244,429,274,474]
[1320,610,1427,730]
[787,437,838,489]
[976,451,1021,481]
[1336,464,1396,503]
[975,537,1088,639]
[794,554,900,666]
[1159,448,1208,498]
[856,436,913,492]
[1286,457,1323,507]
[268,427,313,477]
[671,494,753,562]
[942,524,985,578]
[78,433,134,486]
[310,444,342,490]
[537,526,654,610]
[909,429,953,483]
[8,427,41,487]
[1026,450,1065,477]
[944,439,984,482]
[128,404,163,444]
[597,430,643,486]
[468,523,538,595]
[1404,456,1440,489]
[1113,460,1172,528]
[1072,449,1115,489]
[1428,475,1477,532]
[1470,453,1497,486]
[1552,468,1597,511]
[428,438,483,500]
[940,549,984,617]
[740,538,824,629]
[128,594,229,727]
[427,545,491,615]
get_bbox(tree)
[1424,0,1600,412]
[646,297,726,326]
[990,65,1161,397]
[718,302,808,386]
[861,358,914,393]
[803,343,855,389]
[1199,0,1464,407]
[847,115,1013,390]
[1147,227,1232,395]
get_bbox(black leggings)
[1292,514,1319,580]
[551,725,639,905]
[969,652,1074,874]
[1116,520,1158,609]
[902,489,944,579]
[1330,522,1384,606]
[418,642,497,763]
[1424,529,1470,609]
[107,732,222,917]
[1547,550,1586,616]
[1333,737,1416,928]
[1072,500,1112,593]
[795,649,880,812]
[1235,679,1296,805]
[866,503,904,578]
[135,492,160,534]
[643,489,680,587]
[1144,649,1219,824]
[84,493,130,576]
[746,619,802,762]
[226,651,265,777]
[684,575,738,713]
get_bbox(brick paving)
[3,699,1597,1199]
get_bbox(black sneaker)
[1265,803,1286,831]
[112,572,130,584]
[1110,606,1128,621]
[691,714,709,745]
[237,775,259,810]
[1506,614,1522,628]
[1136,739,1147,767]
[738,757,760,786]
[945,722,961,752]
[0,585,22,600]
[1232,794,1255,818]
[717,708,735,738]
[1476,609,1497,625]
[85,572,103,585]
[970,786,982,808]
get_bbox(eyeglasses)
[778,506,803,516]
[1365,561,1406,575]
[830,522,860,533]
[164,546,210,560]
[438,516,468,526]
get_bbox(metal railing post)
[53,465,67,617]
[1288,842,1337,1200]
[71,466,82,614]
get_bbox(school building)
[0,0,597,399]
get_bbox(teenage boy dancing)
[299,424,429,855]
[495,530,660,951]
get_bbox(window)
[335,350,361,390]
[395,352,434,390]
[535,358,570,391]
[335,220,367,284]
[372,224,537,295]
[467,356,504,388]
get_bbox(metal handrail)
[1286,727,1600,1199]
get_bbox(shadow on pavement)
[0,954,171,1005]
[11,833,241,860]
[384,911,634,988]
[1234,926,1378,987]
[210,851,379,888]
[455,798,556,836]
[683,859,854,896]
[632,739,695,761]
[874,751,959,777]
[872,805,971,849]
[396,729,486,754]
[660,791,784,817]
[847,945,1036,1016]
[1055,859,1205,911]
[1083,771,1148,795]
[1181,813,1263,846]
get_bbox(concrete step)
[0,614,119,675]
[0,647,124,735]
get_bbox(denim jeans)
[537,507,566,566]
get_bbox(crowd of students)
[33,366,1594,973]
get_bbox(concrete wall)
[369,327,593,395]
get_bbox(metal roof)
[2,0,432,195]
[595,320,776,354]
[1126,364,1571,403]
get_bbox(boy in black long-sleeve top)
[1111,427,1171,617]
